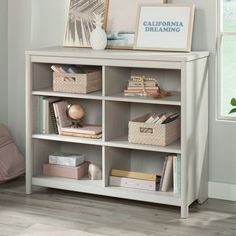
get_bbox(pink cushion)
[0,124,25,183]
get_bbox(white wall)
[6,0,236,196]
[0,0,8,125]
[7,0,68,152]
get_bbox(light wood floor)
[0,177,235,236]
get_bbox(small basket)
[128,113,180,146]
[53,69,102,94]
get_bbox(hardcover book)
[159,155,173,192]
[109,176,157,191]
[111,169,158,181]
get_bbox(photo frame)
[134,4,195,52]
[64,0,109,48]
[106,0,167,49]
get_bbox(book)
[61,131,102,139]
[162,113,179,124]
[124,88,159,93]
[41,97,61,134]
[126,87,160,90]
[128,80,157,87]
[159,155,173,192]
[61,125,102,135]
[51,65,61,73]
[49,99,61,134]
[173,154,181,194]
[111,169,158,181]
[109,176,157,191]
[53,101,72,134]
[49,152,85,167]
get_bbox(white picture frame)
[106,0,167,49]
[134,4,195,52]
[63,0,109,48]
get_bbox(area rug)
[19,224,105,236]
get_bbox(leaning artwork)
[64,0,108,48]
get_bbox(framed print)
[134,4,195,52]
[64,0,109,48]
[106,0,166,49]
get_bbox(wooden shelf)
[105,91,181,106]
[105,136,181,154]
[32,176,181,206]
[32,176,103,192]
[32,134,103,146]
[32,87,103,100]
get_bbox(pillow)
[0,124,25,183]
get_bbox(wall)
[6,0,236,199]
[0,0,8,125]
[7,0,68,152]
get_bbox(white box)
[49,153,85,167]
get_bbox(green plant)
[229,98,236,114]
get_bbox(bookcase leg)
[181,205,189,218]
[26,176,32,195]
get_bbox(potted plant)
[229,98,236,114]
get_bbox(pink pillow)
[0,124,25,183]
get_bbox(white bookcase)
[25,47,209,218]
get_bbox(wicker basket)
[128,113,180,146]
[53,69,102,94]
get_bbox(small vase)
[90,14,107,50]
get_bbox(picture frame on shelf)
[134,4,195,52]
[106,0,167,49]
[63,0,109,48]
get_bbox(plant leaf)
[231,98,236,106]
[229,108,236,114]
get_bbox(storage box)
[49,153,85,167]
[53,69,102,94]
[43,161,89,179]
[128,113,180,146]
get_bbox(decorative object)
[106,0,166,49]
[64,0,108,48]
[90,14,107,50]
[134,4,195,52]
[66,103,85,127]
[88,163,102,180]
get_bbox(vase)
[90,14,107,50]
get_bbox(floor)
[0,177,235,236]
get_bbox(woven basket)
[128,113,180,146]
[53,70,102,94]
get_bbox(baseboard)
[208,182,236,201]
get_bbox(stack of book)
[124,76,160,97]
[109,154,181,193]
[43,152,89,179]
[39,97,102,139]
[109,169,161,191]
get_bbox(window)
[219,0,236,118]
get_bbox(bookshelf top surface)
[26,46,209,62]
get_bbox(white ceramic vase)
[90,14,107,50]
